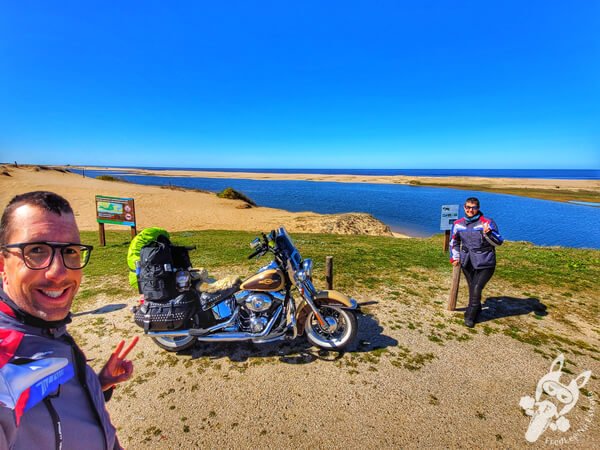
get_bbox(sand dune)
[0,165,395,237]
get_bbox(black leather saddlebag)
[134,292,197,332]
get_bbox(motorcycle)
[133,227,359,352]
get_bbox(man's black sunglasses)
[0,241,93,270]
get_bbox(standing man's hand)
[98,336,139,391]
[483,222,491,234]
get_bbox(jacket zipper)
[43,397,63,450]
[69,342,109,450]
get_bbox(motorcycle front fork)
[296,280,328,328]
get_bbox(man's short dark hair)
[465,197,480,206]
[0,191,74,244]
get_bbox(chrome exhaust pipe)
[196,305,283,342]
[196,332,283,342]
[147,305,286,341]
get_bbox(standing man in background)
[449,197,503,328]
[0,191,137,449]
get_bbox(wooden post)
[325,256,334,289]
[447,264,461,311]
[131,226,137,239]
[443,230,450,252]
[98,222,106,246]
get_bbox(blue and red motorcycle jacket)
[0,289,120,449]
[449,214,504,269]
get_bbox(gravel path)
[73,293,599,449]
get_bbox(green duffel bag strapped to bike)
[128,227,195,302]
[127,227,171,289]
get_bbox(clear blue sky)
[1,1,598,169]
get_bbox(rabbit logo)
[519,354,592,443]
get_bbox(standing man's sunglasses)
[0,242,93,270]
[464,205,479,211]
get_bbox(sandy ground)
[0,166,395,237]
[73,285,599,449]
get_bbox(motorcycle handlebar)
[248,230,275,259]
[248,248,262,259]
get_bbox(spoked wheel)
[304,304,357,350]
[152,335,196,352]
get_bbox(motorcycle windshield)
[258,261,278,272]
[276,227,302,269]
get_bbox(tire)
[151,335,196,352]
[304,304,357,350]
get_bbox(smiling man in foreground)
[0,191,137,449]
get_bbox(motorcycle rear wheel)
[152,335,196,352]
[304,304,357,350]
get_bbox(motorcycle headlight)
[299,259,313,281]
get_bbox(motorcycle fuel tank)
[240,269,285,291]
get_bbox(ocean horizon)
[76,166,600,180]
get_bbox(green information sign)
[95,195,136,226]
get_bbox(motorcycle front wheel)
[152,335,196,352]
[304,304,357,350]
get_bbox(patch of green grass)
[76,229,599,356]
[142,426,162,442]
[158,388,175,399]
[391,345,436,371]
[370,347,390,357]
[411,181,600,204]
[429,394,440,405]
[217,187,257,206]
[482,325,497,335]
[79,229,599,305]
[427,334,444,345]
[95,174,130,183]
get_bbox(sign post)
[447,264,461,311]
[325,256,334,289]
[440,204,458,252]
[95,195,137,246]
[441,204,460,311]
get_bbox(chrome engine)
[244,293,273,312]
[228,291,284,334]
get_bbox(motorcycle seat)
[197,274,241,293]
[199,284,240,310]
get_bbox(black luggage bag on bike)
[136,233,198,331]
[138,234,194,301]
[134,291,197,332]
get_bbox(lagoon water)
[78,169,600,249]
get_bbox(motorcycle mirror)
[250,238,261,249]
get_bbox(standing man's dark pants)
[461,262,495,322]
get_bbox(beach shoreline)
[73,165,600,204]
[3,164,599,243]
[0,165,401,237]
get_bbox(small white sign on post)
[440,204,459,231]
